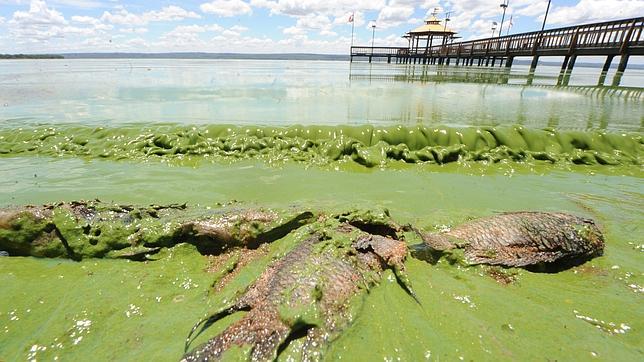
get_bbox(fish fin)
[276,323,318,360]
[354,234,421,304]
[184,304,244,353]
[186,309,290,361]
[419,232,455,251]
[393,267,421,305]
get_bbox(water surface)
[1,59,642,131]
[0,59,642,361]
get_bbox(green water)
[0,60,643,361]
[1,156,642,360]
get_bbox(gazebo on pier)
[403,16,458,55]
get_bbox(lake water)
[0,59,642,361]
[0,59,642,131]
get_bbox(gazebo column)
[429,36,433,59]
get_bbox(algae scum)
[0,124,641,167]
[1,60,643,361]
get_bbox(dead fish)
[182,223,414,361]
[420,212,604,267]
[0,201,314,259]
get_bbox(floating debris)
[125,304,142,318]
[68,312,92,346]
[453,294,477,309]
[174,277,199,290]
[573,310,631,335]
[27,344,47,362]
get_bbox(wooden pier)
[351,17,643,86]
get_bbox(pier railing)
[352,17,644,59]
[432,17,643,58]
[351,46,409,56]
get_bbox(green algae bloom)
[1,124,640,167]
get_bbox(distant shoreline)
[62,52,349,61]
[1,53,642,69]
[0,54,64,59]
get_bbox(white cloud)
[51,0,105,8]
[200,0,252,17]
[514,2,548,18]
[126,37,148,49]
[70,15,111,30]
[230,25,248,32]
[283,26,305,36]
[251,0,386,17]
[159,24,223,45]
[0,0,107,8]
[320,29,337,36]
[145,6,201,22]
[100,7,146,26]
[71,15,98,24]
[376,4,415,29]
[297,14,332,30]
[171,24,223,34]
[119,27,148,34]
[222,29,242,37]
[281,13,346,37]
[8,0,69,41]
[10,0,67,27]
[546,0,644,25]
[6,1,118,43]
[101,5,201,26]
[420,1,441,11]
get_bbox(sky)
[0,0,642,54]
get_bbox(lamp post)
[442,11,451,46]
[491,22,498,37]
[541,0,552,31]
[371,22,376,52]
[498,0,509,37]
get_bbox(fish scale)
[423,211,605,267]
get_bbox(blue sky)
[0,0,642,53]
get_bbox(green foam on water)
[0,124,641,167]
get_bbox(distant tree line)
[0,54,64,59]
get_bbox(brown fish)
[420,212,604,267]
[182,222,413,361]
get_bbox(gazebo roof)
[405,16,456,37]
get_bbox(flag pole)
[350,12,355,49]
